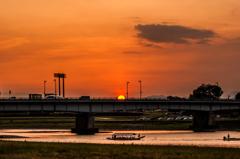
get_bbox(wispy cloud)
[196,39,211,44]
[0,37,30,50]
[122,51,140,54]
[127,17,143,23]
[139,42,162,48]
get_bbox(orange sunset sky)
[0,0,240,98]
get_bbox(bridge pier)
[71,113,99,134]
[192,111,216,132]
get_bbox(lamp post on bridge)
[44,80,47,97]
[139,80,142,99]
[126,82,129,100]
[9,90,11,99]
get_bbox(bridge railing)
[0,97,238,102]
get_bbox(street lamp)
[9,90,11,99]
[126,82,129,100]
[138,80,142,99]
[44,80,47,97]
[54,79,56,99]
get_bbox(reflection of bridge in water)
[0,100,239,133]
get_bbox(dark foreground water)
[0,129,239,148]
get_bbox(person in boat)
[228,134,230,139]
[138,133,140,138]
[112,134,116,139]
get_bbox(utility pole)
[44,80,47,97]
[63,77,65,97]
[138,80,142,99]
[59,77,61,96]
[54,73,66,97]
[126,82,129,100]
[54,79,56,99]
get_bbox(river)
[0,129,239,148]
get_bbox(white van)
[44,95,65,99]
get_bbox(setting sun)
[117,95,125,100]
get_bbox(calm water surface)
[0,129,240,148]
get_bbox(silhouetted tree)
[235,92,240,100]
[189,83,223,100]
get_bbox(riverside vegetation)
[0,112,240,130]
[0,141,240,159]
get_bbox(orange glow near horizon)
[118,95,125,100]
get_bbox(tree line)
[167,83,240,100]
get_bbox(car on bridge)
[44,95,65,100]
[167,117,174,120]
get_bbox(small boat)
[223,136,240,141]
[107,133,145,140]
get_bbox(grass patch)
[0,141,239,159]
[0,118,75,129]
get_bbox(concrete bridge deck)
[0,100,240,112]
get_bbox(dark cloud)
[135,24,216,44]
[122,51,140,54]
[139,43,162,48]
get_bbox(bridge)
[0,99,240,133]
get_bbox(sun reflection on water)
[0,129,240,148]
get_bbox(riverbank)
[0,140,239,159]
[1,117,240,131]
